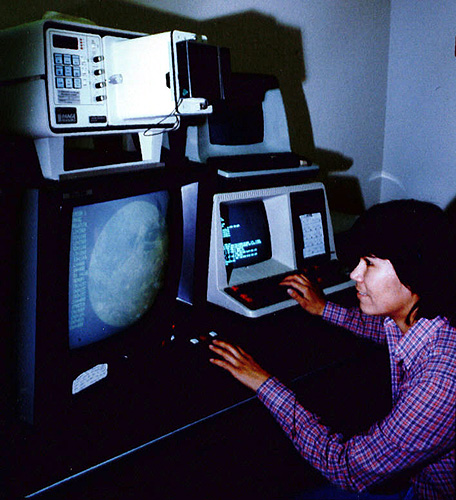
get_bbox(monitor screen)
[220,200,272,271]
[68,190,170,349]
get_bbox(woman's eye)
[364,258,373,267]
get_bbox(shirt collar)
[384,316,447,369]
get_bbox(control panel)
[46,28,109,130]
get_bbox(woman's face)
[350,256,419,332]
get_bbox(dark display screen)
[53,34,79,50]
[68,190,170,348]
[220,200,272,270]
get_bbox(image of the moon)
[88,200,168,328]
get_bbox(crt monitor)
[207,182,352,318]
[14,168,194,429]
[185,73,294,164]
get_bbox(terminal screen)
[220,200,272,270]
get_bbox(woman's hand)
[280,273,326,316]
[209,340,271,392]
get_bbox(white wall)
[297,2,390,210]
[382,0,456,210]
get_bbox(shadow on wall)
[197,11,314,160]
[1,1,360,212]
[445,196,456,230]
[311,148,363,220]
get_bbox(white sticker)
[300,212,325,259]
[72,363,108,395]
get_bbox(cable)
[142,98,183,137]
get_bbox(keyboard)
[224,260,351,311]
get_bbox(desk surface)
[7,293,391,499]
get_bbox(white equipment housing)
[0,19,216,179]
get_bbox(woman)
[209,199,456,500]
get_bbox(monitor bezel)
[18,168,185,429]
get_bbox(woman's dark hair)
[338,199,456,324]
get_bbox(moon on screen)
[88,200,168,328]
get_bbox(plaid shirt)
[257,302,455,499]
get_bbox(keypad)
[54,52,81,90]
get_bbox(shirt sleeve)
[322,302,387,344]
[257,371,455,493]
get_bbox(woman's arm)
[280,273,386,343]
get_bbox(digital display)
[220,200,272,269]
[53,34,79,50]
[69,190,170,348]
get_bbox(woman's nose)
[350,260,365,282]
